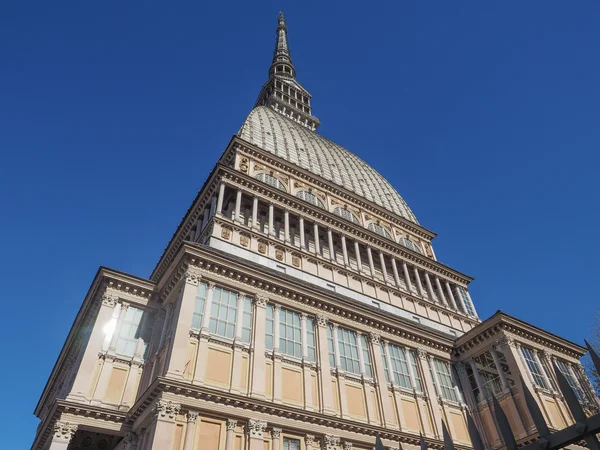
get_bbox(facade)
[31,12,599,450]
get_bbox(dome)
[238,106,418,224]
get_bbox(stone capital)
[316,314,329,327]
[226,419,237,431]
[247,419,267,439]
[255,294,268,308]
[124,432,139,449]
[497,335,517,349]
[369,332,380,345]
[52,421,77,443]
[417,347,428,360]
[101,293,119,308]
[186,411,199,423]
[272,428,282,439]
[184,266,202,286]
[207,281,217,290]
[343,442,353,450]
[324,435,341,450]
[305,434,315,445]
[154,400,181,422]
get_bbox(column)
[272,428,282,450]
[68,293,117,402]
[366,246,376,277]
[354,241,362,273]
[210,195,217,217]
[454,286,469,314]
[402,261,413,292]
[379,252,389,283]
[414,267,425,297]
[469,359,486,401]
[445,282,458,310]
[108,302,129,353]
[391,258,401,287]
[327,228,335,260]
[341,235,349,265]
[324,436,341,450]
[424,272,436,302]
[231,293,247,393]
[313,222,320,254]
[268,203,275,236]
[252,196,259,229]
[48,421,77,450]
[418,350,442,438]
[316,315,336,415]
[490,348,509,390]
[273,304,283,403]
[369,333,396,428]
[300,313,308,359]
[202,206,210,230]
[466,290,479,317]
[332,323,341,369]
[224,419,236,450]
[434,277,447,306]
[356,332,366,376]
[305,435,316,450]
[193,218,202,241]
[404,347,417,391]
[247,420,267,450]
[182,411,199,450]
[301,313,313,410]
[284,209,290,242]
[250,295,268,399]
[145,401,180,450]
[216,182,226,215]
[194,281,216,385]
[299,216,305,249]
[234,189,242,222]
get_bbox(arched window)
[255,173,286,191]
[399,237,422,254]
[333,206,360,224]
[296,190,325,208]
[368,222,392,239]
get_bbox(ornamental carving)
[292,255,301,267]
[184,266,202,286]
[258,242,267,254]
[343,442,353,450]
[272,428,282,439]
[316,314,329,327]
[247,419,267,438]
[497,335,517,349]
[53,421,77,442]
[226,419,237,431]
[255,294,268,308]
[124,432,139,449]
[369,332,380,345]
[239,157,249,174]
[275,250,284,261]
[101,293,118,308]
[324,435,340,449]
[154,400,180,421]
[186,411,199,423]
[240,234,249,247]
[221,228,232,240]
[417,348,428,359]
[305,434,315,445]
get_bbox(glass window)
[368,222,392,239]
[433,359,459,402]
[388,344,412,389]
[283,438,301,450]
[473,351,504,397]
[399,237,422,254]
[280,308,302,358]
[116,306,143,357]
[296,190,325,208]
[266,304,274,350]
[241,297,253,344]
[192,282,207,330]
[360,335,373,378]
[337,327,361,375]
[255,173,286,191]
[521,347,548,389]
[306,317,316,362]
[209,287,237,339]
[555,360,584,402]
[408,350,423,391]
[333,206,359,223]
[457,287,475,316]
[327,324,335,367]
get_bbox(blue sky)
[2,2,600,448]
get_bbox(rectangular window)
[283,437,301,450]
[408,349,423,391]
[360,335,373,378]
[521,347,548,389]
[337,327,361,375]
[116,306,143,357]
[473,351,504,397]
[388,343,412,389]
[433,359,459,402]
[457,287,475,316]
[266,304,274,350]
[306,317,316,362]
[327,324,335,367]
[209,287,237,339]
[280,308,302,358]
[191,282,207,330]
[241,296,253,344]
[555,360,584,401]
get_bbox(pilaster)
[250,294,268,399]
[247,419,267,450]
[144,400,180,450]
[48,421,77,450]
[316,314,336,415]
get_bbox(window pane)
[209,287,238,340]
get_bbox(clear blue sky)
[2,2,599,448]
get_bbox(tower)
[31,13,599,450]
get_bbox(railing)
[375,341,600,450]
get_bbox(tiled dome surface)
[238,106,418,223]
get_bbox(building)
[31,12,599,450]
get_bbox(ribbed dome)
[238,106,418,223]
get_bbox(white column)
[414,267,425,296]
[201,282,216,332]
[424,272,436,301]
[402,261,413,292]
[216,182,226,215]
[332,323,341,369]
[234,189,242,222]
[366,246,375,277]
[268,203,274,236]
[466,290,479,317]
[404,347,417,391]
[273,304,281,352]
[299,216,305,249]
[313,222,320,254]
[252,196,258,229]
[272,429,282,450]
[300,313,308,359]
[305,435,316,450]
[445,282,458,310]
[490,348,509,390]
[434,277,447,306]
[469,359,486,401]
[182,411,199,450]
[454,286,469,313]
[391,258,401,287]
[383,342,395,385]
[429,355,443,400]
[225,420,236,450]
[210,196,217,216]
[234,293,245,341]
[327,228,334,260]
[48,421,77,450]
[354,241,362,273]
[202,207,210,230]
[284,209,290,242]
[379,252,388,283]
[356,332,366,376]
[341,235,349,265]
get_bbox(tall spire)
[254,12,320,131]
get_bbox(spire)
[254,12,320,131]
[270,12,295,78]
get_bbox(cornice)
[217,164,473,285]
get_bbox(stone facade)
[30,12,598,450]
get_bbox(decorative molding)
[316,314,329,327]
[184,266,203,286]
[186,411,199,423]
[369,332,380,345]
[497,335,516,349]
[324,435,341,449]
[272,428,282,439]
[255,294,268,308]
[52,421,77,443]
[343,442,353,450]
[305,434,315,445]
[226,419,237,431]
[101,293,119,308]
[247,419,267,439]
[154,400,180,421]
[417,348,428,359]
